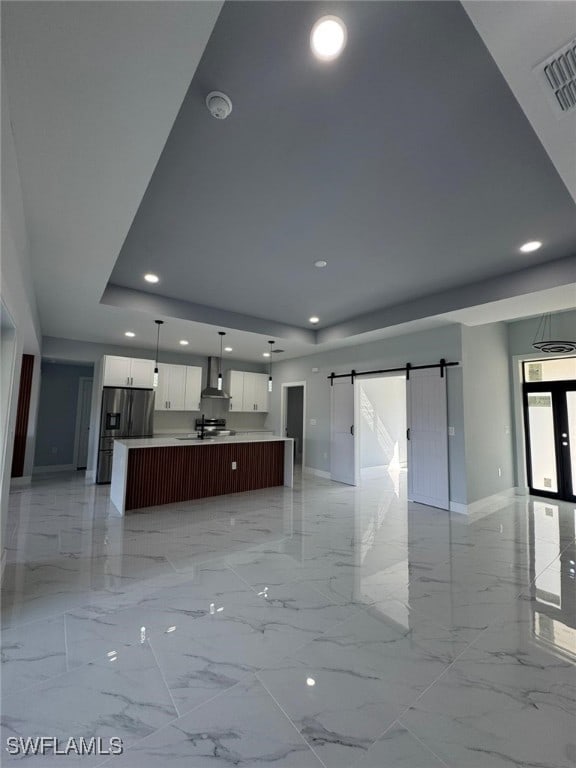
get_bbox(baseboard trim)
[32,463,75,474]
[303,466,331,480]
[450,488,517,519]
[10,475,31,488]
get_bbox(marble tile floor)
[1,469,575,767]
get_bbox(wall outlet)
[448,427,455,437]
[312,367,319,373]
[231,461,237,470]
[310,418,317,426]
[504,425,510,435]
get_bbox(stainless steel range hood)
[201,357,229,399]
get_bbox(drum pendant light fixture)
[153,320,164,388]
[267,340,275,392]
[532,313,576,354]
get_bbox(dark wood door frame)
[11,354,35,478]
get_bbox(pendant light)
[217,331,226,390]
[532,313,576,354]
[153,320,164,388]
[268,340,274,392]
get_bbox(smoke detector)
[206,91,233,120]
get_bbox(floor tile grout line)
[145,637,181,719]
[397,719,452,767]
[255,672,330,768]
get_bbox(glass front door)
[523,381,576,502]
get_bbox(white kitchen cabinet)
[155,364,202,411]
[130,358,156,388]
[226,371,269,412]
[184,366,202,411]
[155,364,185,411]
[103,356,155,388]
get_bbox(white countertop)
[114,434,290,449]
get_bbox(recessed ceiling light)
[309,316,320,324]
[263,352,271,357]
[124,331,135,337]
[311,16,347,61]
[224,346,233,352]
[144,273,159,283]
[179,340,189,346]
[520,240,542,253]
[306,677,316,687]
[314,260,327,268]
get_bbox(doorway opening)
[522,356,576,502]
[34,361,94,473]
[281,383,305,467]
[357,375,407,485]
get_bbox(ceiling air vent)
[538,38,576,116]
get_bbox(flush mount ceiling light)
[224,346,233,352]
[124,331,135,338]
[532,312,576,354]
[314,260,328,268]
[144,273,159,283]
[179,340,189,346]
[520,240,542,253]
[263,352,271,358]
[311,16,347,61]
[309,316,320,324]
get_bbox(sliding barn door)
[331,378,358,485]
[407,368,449,509]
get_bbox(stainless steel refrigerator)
[96,387,155,483]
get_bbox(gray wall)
[359,377,406,469]
[461,323,514,503]
[265,324,467,505]
[35,362,94,468]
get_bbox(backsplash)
[154,405,270,435]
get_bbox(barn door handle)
[407,428,411,441]
[350,425,354,436]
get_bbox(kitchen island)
[110,434,294,514]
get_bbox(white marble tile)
[1,644,178,765]
[102,676,324,767]
[1,616,67,693]
[353,723,449,767]
[3,470,575,768]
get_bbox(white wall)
[1,74,42,573]
[461,322,514,503]
[359,377,406,469]
[266,324,467,505]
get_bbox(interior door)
[524,381,576,502]
[407,368,449,509]
[331,377,358,485]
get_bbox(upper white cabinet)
[102,356,202,411]
[156,363,202,412]
[184,366,203,412]
[103,356,155,388]
[227,371,269,412]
